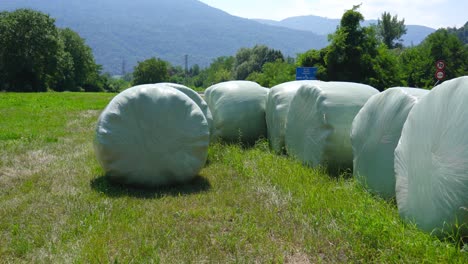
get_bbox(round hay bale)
[142,83,213,136]
[285,81,378,173]
[351,87,428,199]
[395,76,468,236]
[266,81,320,153]
[94,84,209,187]
[205,81,268,143]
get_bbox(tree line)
[1,8,467,92]
[136,6,467,91]
[0,9,101,92]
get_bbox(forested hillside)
[0,0,327,74]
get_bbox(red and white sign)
[436,60,446,70]
[435,70,445,80]
[435,60,446,81]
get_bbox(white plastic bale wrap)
[395,77,468,236]
[205,81,269,143]
[149,83,213,136]
[266,81,320,153]
[94,85,210,187]
[350,88,428,199]
[285,82,379,173]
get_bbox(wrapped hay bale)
[351,87,428,199]
[94,84,210,187]
[285,81,378,173]
[205,81,269,143]
[266,80,320,153]
[395,76,468,236]
[152,83,213,136]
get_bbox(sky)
[198,0,467,29]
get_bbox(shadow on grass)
[90,175,211,199]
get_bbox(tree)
[399,46,433,88]
[133,57,169,85]
[189,64,200,77]
[447,21,468,45]
[82,64,105,92]
[194,56,235,88]
[367,44,403,89]
[247,59,295,87]
[400,29,468,88]
[324,6,378,84]
[296,48,328,80]
[168,65,185,84]
[0,9,61,91]
[424,29,468,80]
[377,12,407,49]
[234,45,284,79]
[0,9,104,92]
[313,6,404,90]
[57,28,102,91]
[101,73,131,93]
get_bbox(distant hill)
[254,15,436,46]
[0,0,328,74]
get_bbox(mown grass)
[0,92,466,263]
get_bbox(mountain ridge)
[253,15,436,46]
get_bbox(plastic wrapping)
[205,81,269,143]
[94,84,209,187]
[351,88,428,199]
[395,76,468,236]
[285,82,378,173]
[266,81,320,153]
[151,83,213,136]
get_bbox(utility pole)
[184,54,189,85]
[121,58,126,76]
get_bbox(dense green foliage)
[233,45,284,80]
[377,12,407,48]
[447,22,468,44]
[193,56,235,88]
[325,7,378,84]
[175,45,293,89]
[0,9,61,91]
[292,7,396,90]
[0,9,103,92]
[400,29,468,87]
[296,48,328,80]
[246,60,295,87]
[100,73,132,93]
[56,28,103,92]
[293,8,467,90]
[132,57,170,85]
[56,28,104,92]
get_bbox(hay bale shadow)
[90,174,211,199]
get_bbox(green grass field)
[0,92,466,263]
